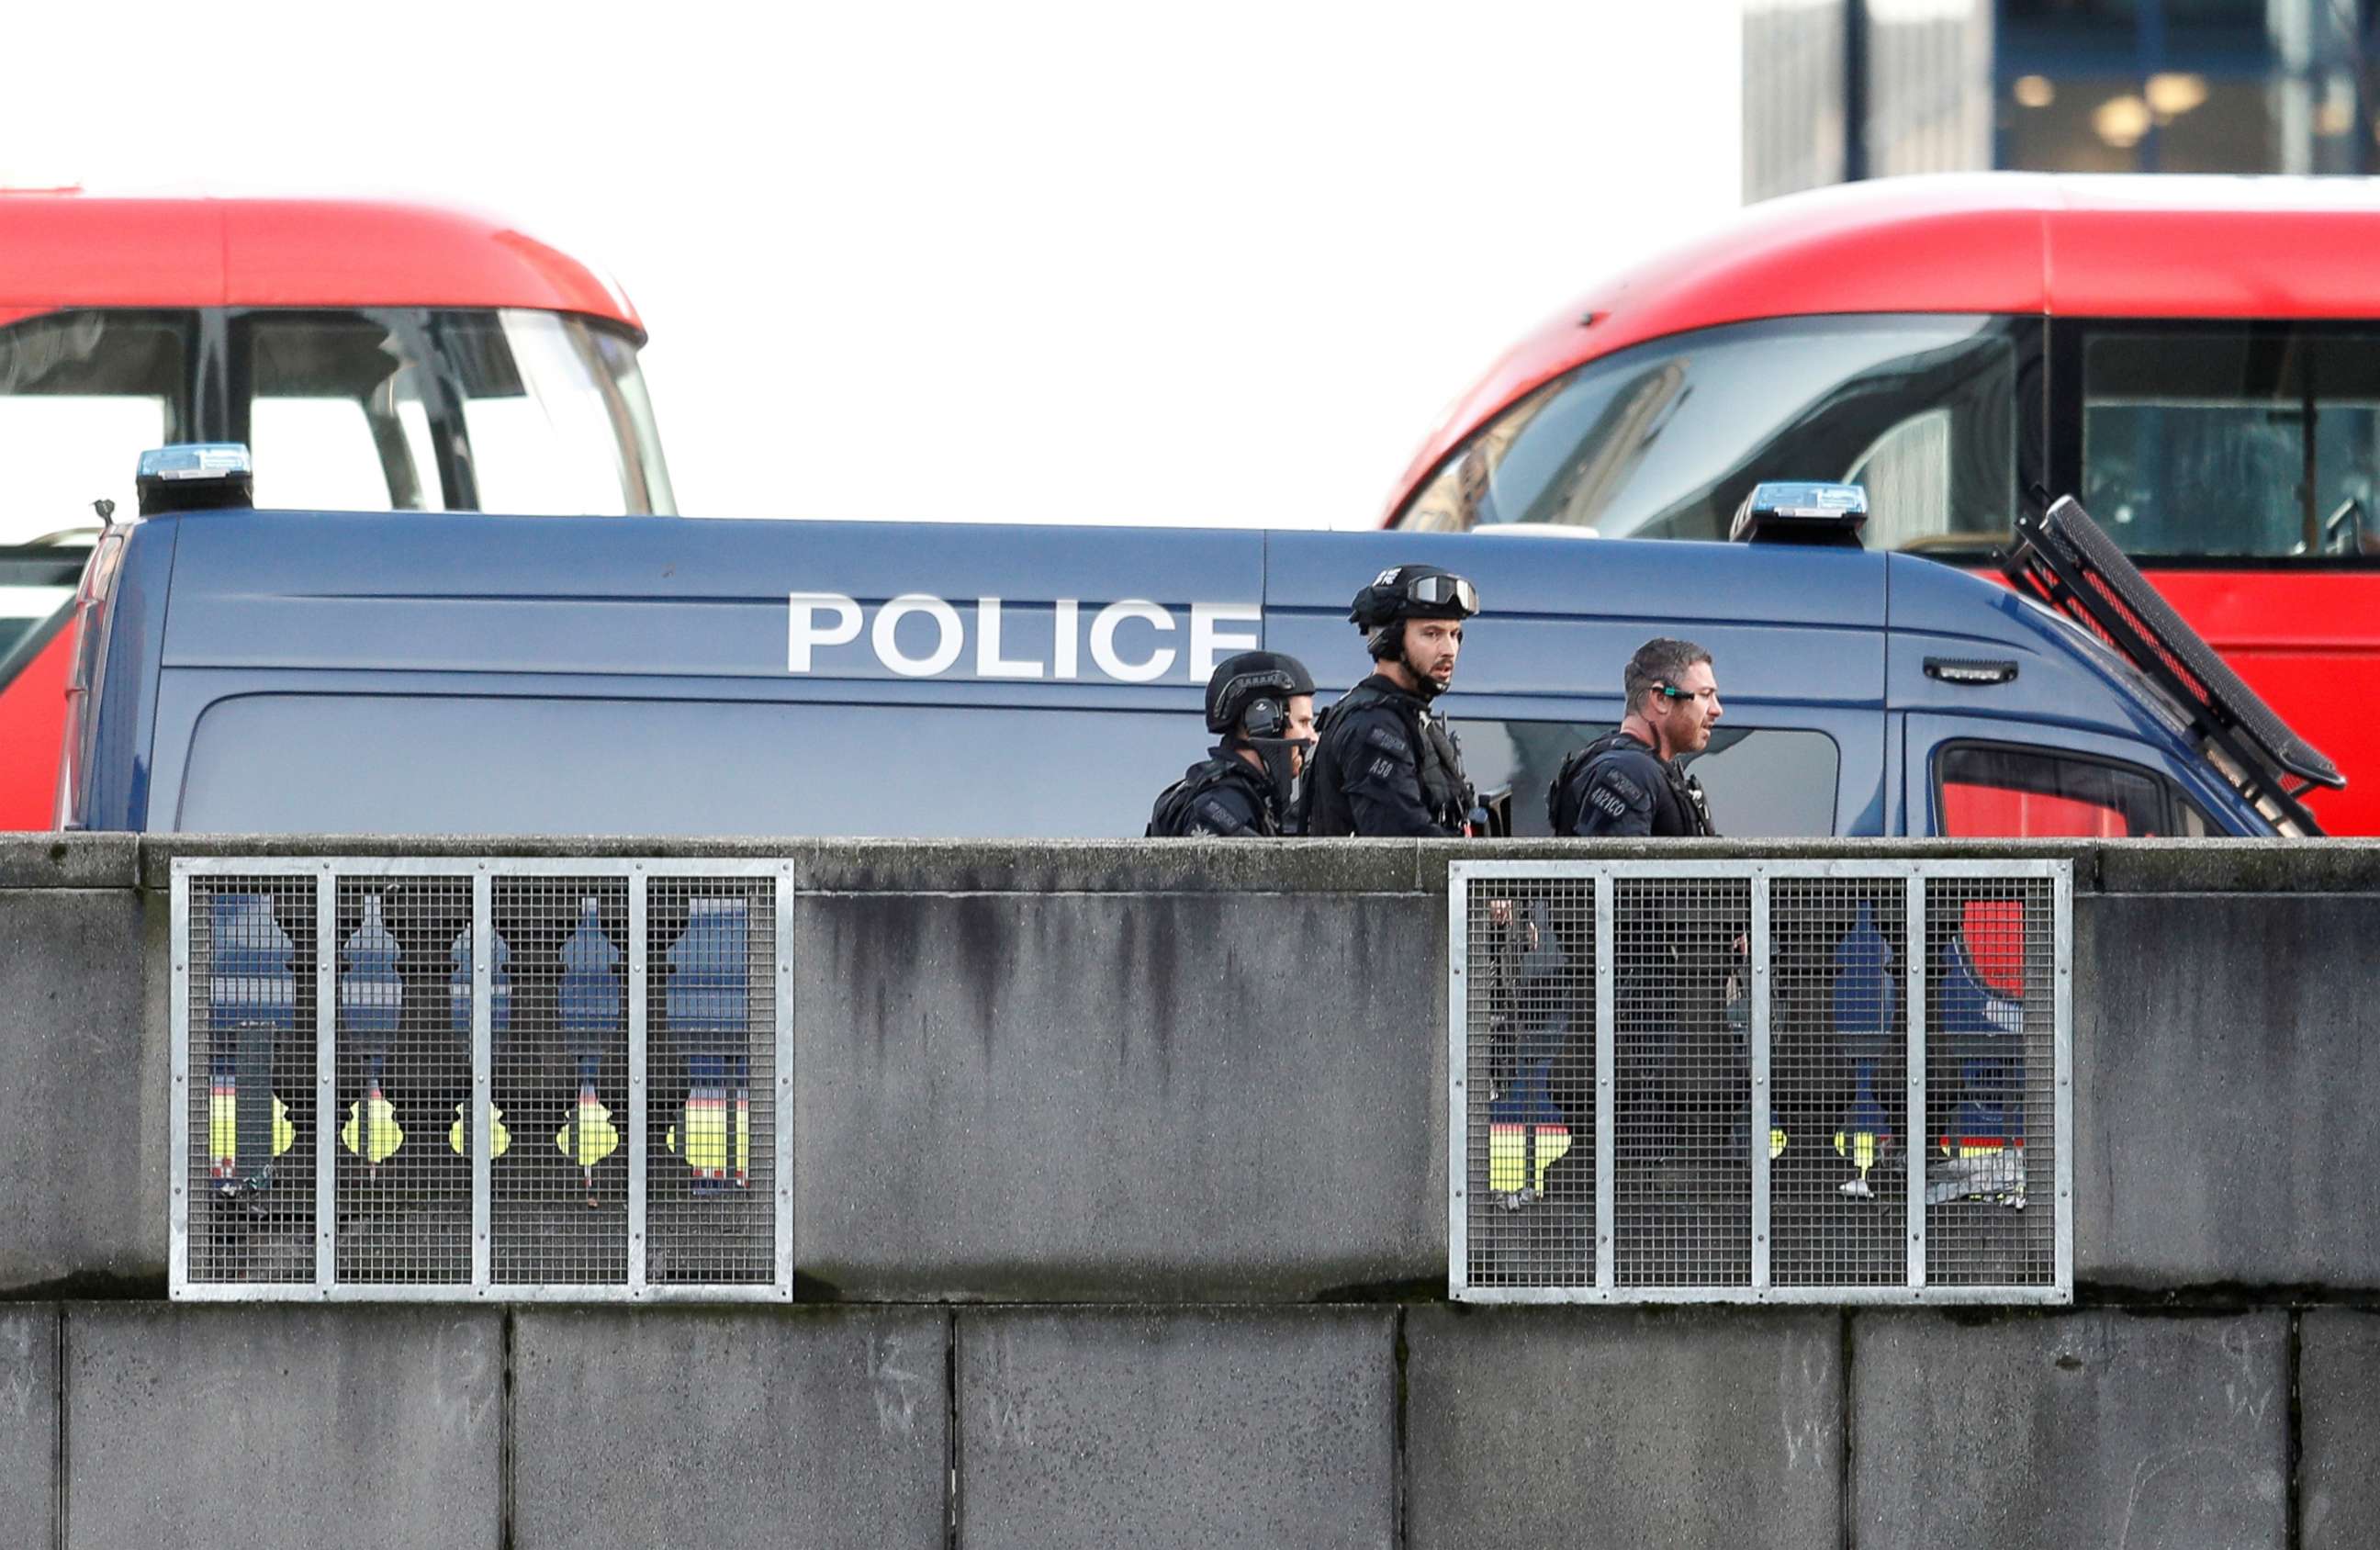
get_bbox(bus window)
[1397,315,2022,548]
[0,311,189,543]
[1454,720,1840,837]
[240,309,676,517]
[2080,326,2380,561]
[1936,743,2207,838]
[244,312,443,512]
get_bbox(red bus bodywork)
[0,191,657,830]
[1385,174,2380,833]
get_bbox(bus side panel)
[0,616,73,829]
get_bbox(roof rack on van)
[2003,493,2341,836]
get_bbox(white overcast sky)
[5,0,1742,528]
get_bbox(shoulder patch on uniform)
[1363,724,1410,758]
[1192,796,1249,835]
[1589,785,1630,819]
[1600,764,1646,805]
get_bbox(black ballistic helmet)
[1205,650,1316,737]
[1349,564,1478,659]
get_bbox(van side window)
[1936,743,2206,837]
[1454,720,1840,837]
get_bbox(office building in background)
[1746,0,2379,201]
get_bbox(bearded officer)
[1306,564,1480,837]
[1146,650,1319,837]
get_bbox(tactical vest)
[1308,680,1472,836]
[1147,756,1275,837]
[1546,730,1718,837]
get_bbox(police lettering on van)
[788,593,1261,682]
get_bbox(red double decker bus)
[1384,174,2380,834]
[0,190,675,829]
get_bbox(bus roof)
[1387,173,2380,519]
[0,190,642,336]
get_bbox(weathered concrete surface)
[134,832,2105,893]
[1403,1307,1842,1550]
[794,892,1445,1299]
[958,1308,1395,1550]
[64,1306,500,1550]
[2301,1309,2380,1549]
[0,834,136,889]
[2076,894,2380,1289]
[1853,1310,2286,1550]
[0,889,163,1290]
[513,1308,948,1550]
[2093,837,2380,894]
[0,1308,58,1550]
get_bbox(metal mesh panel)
[174,859,790,1301]
[333,878,474,1286]
[1450,860,2069,1304]
[185,876,318,1285]
[493,878,632,1286]
[1461,878,1596,1288]
[1925,878,2058,1287]
[1613,876,1752,1288]
[646,878,779,1285]
[1769,878,1909,1287]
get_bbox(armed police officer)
[1548,637,1723,837]
[1147,651,1319,837]
[1306,564,1481,837]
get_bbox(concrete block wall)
[4,835,2380,1544]
[0,1302,2369,1548]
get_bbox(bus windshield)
[1395,315,2023,551]
[0,306,676,543]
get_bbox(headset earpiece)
[1241,698,1285,739]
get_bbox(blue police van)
[54,448,2333,839]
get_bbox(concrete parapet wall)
[0,1301,2366,1548]
[0,834,2376,1298]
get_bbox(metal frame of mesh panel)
[1450,859,2071,1305]
[171,857,793,1302]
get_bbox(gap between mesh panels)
[174,863,788,1301]
[1454,865,2066,1304]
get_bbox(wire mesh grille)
[646,878,779,1285]
[1924,879,2058,1288]
[1612,877,1753,1287]
[1769,878,1908,1287]
[493,878,631,1286]
[1451,862,2068,1304]
[185,876,318,1285]
[174,860,790,1301]
[334,878,474,1286]
[1461,880,1595,1289]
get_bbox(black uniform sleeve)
[1565,748,1659,838]
[1182,782,1263,837]
[1341,708,1454,837]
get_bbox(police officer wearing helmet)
[1306,564,1480,837]
[1549,637,1723,837]
[1147,651,1319,837]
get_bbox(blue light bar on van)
[1729,481,1869,547]
[136,444,254,517]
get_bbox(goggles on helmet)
[1402,573,1478,615]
